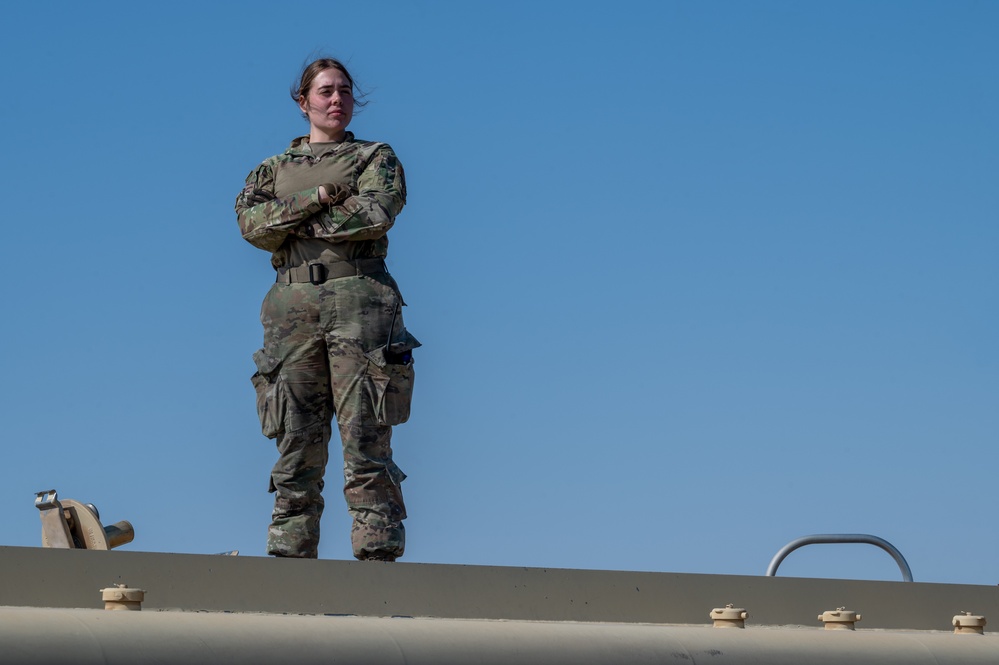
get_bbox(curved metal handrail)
[766,534,913,582]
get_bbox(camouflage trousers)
[251,271,417,560]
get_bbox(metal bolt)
[953,611,986,635]
[710,603,748,628]
[818,607,861,630]
[101,583,146,611]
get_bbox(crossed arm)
[235,145,407,253]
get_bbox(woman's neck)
[309,128,346,143]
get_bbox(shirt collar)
[286,131,354,155]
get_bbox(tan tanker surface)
[2,545,999,664]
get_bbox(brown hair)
[291,57,368,117]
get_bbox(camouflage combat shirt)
[235,133,407,269]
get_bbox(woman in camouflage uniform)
[235,58,417,561]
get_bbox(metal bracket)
[35,489,135,550]
[35,490,74,549]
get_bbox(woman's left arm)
[235,159,324,252]
[309,144,407,241]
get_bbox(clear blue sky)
[1,1,996,585]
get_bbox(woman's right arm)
[235,160,324,252]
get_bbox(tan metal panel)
[1,545,997,631]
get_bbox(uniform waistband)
[275,258,387,285]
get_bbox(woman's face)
[299,68,354,141]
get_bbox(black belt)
[275,258,387,285]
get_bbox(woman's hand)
[319,183,352,205]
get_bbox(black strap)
[275,258,387,284]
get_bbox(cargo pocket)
[364,330,420,426]
[251,348,286,439]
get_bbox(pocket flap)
[365,330,421,368]
[252,348,282,376]
[390,329,421,353]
